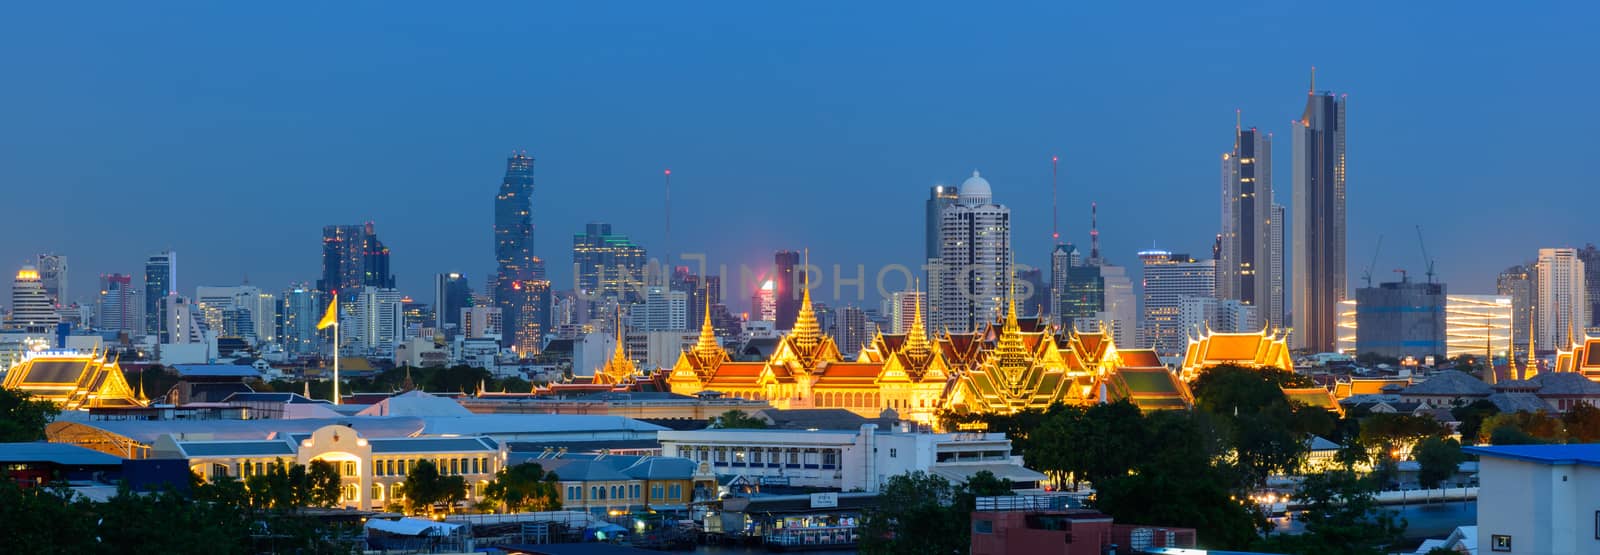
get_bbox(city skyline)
[3,3,1598,309]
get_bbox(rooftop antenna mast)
[1362,234,1385,287]
[1051,155,1061,244]
[1089,202,1101,264]
[1416,225,1436,284]
[664,168,672,258]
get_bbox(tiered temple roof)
[2,351,146,410]
[1178,327,1294,382]
[667,270,1199,426]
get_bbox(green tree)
[1094,410,1265,549]
[859,472,968,555]
[1481,411,1564,444]
[0,480,98,553]
[1255,469,1405,555]
[1412,436,1466,489]
[1451,400,1499,444]
[484,462,562,513]
[0,387,60,441]
[402,460,467,514]
[1563,403,1600,443]
[709,409,768,429]
[1190,365,1322,487]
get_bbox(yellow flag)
[317,294,338,329]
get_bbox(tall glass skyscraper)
[1220,122,1281,331]
[280,285,321,355]
[435,272,472,334]
[1291,75,1347,352]
[318,223,393,299]
[144,251,176,342]
[493,152,547,353]
[931,171,1011,333]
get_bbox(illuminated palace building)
[656,269,1203,427]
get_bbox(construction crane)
[1362,235,1385,287]
[1394,268,1408,283]
[1416,225,1437,284]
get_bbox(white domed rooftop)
[958,170,992,204]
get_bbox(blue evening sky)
[2,1,1596,308]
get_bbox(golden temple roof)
[1,351,146,410]
[1179,327,1293,381]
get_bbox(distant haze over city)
[2,3,1596,305]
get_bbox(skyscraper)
[1139,251,1215,355]
[35,254,67,309]
[8,266,60,333]
[144,251,176,342]
[774,250,802,330]
[1291,74,1348,353]
[1219,121,1281,330]
[572,222,648,310]
[434,272,472,334]
[493,153,544,353]
[1498,264,1536,360]
[319,223,393,298]
[931,171,1011,333]
[926,185,958,261]
[1578,244,1600,328]
[887,289,925,334]
[1537,248,1587,349]
[345,286,405,357]
[280,285,321,355]
[96,274,135,333]
[1268,203,1286,330]
[831,305,872,356]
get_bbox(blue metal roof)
[1464,444,1600,467]
[0,442,123,465]
[171,364,261,378]
[368,437,496,454]
[179,440,295,458]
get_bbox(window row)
[373,456,492,477]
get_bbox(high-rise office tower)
[887,290,925,334]
[281,285,321,355]
[629,286,689,331]
[195,286,277,345]
[1497,264,1536,359]
[435,272,472,334]
[1139,251,1215,355]
[1579,244,1600,327]
[8,266,61,333]
[1219,121,1281,330]
[97,274,135,333]
[573,222,649,312]
[1537,248,1587,349]
[931,171,1011,333]
[362,226,395,289]
[1291,74,1348,352]
[493,153,542,352]
[35,254,67,309]
[1017,267,1047,318]
[319,223,393,298]
[926,185,959,262]
[144,251,176,342]
[344,286,405,357]
[831,305,871,356]
[773,250,802,330]
[1269,203,1286,330]
[461,306,504,340]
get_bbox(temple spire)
[1506,311,1519,380]
[1525,306,1538,379]
[904,279,931,355]
[790,249,823,349]
[694,282,721,359]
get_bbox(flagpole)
[333,311,341,405]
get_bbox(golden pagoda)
[593,309,638,386]
[1,350,146,410]
[946,284,1091,416]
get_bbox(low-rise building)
[1464,444,1600,554]
[153,423,502,511]
[658,425,1044,493]
[969,495,1196,555]
[505,453,715,516]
